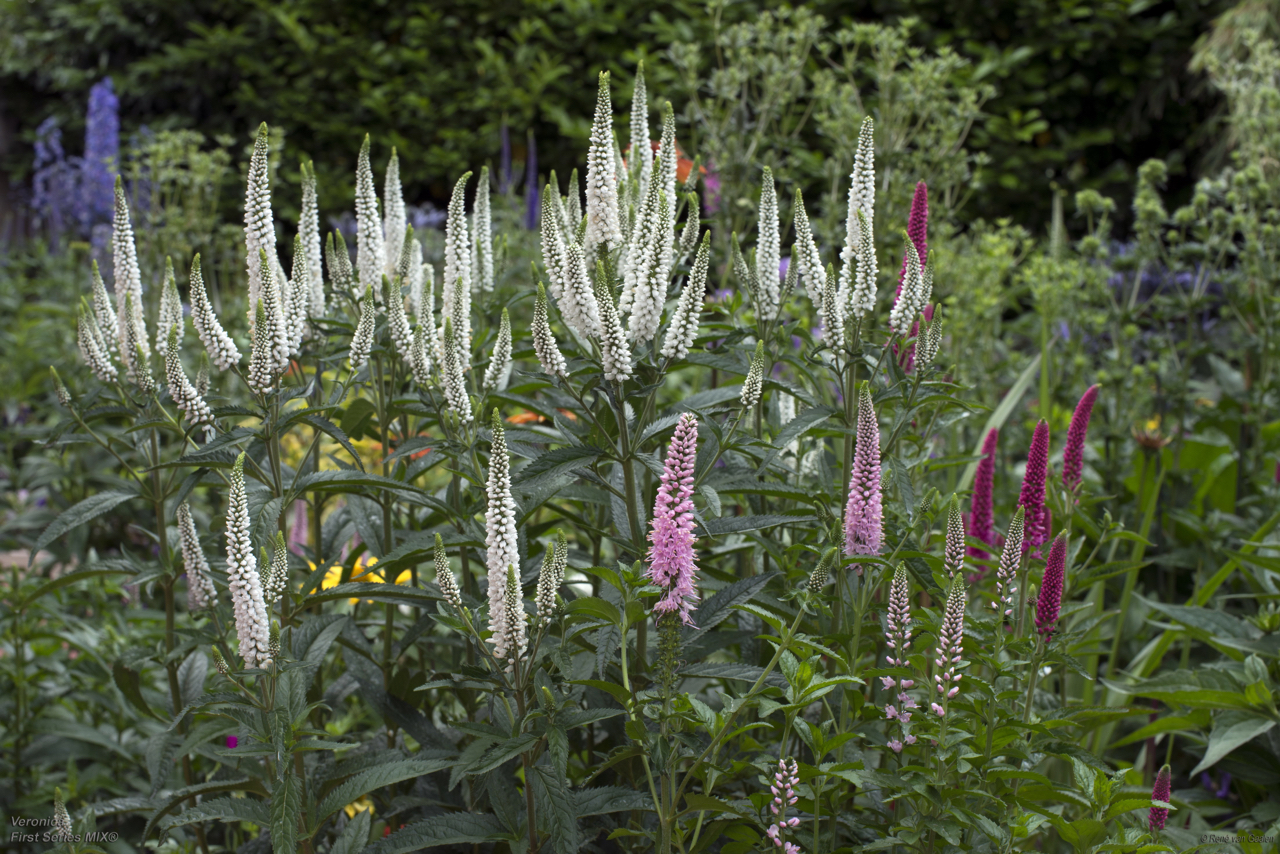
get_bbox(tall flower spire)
[765,758,802,853]
[882,563,919,752]
[968,428,999,562]
[661,232,709,361]
[90,261,119,353]
[1063,384,1099,489]
[156,258,182,357]
[647,413,700,623]
[944,496,966,578]
[1035,532,1068,637]
[226,453,272,668]
[178,502,217,611]
[382,148,406,281]
[1019,420,1051,554]
[348,287,376,371]
[993,507,1024,620]
[843,383,883,560]
[482,308,513,393]
[584,71,622,260]
[473,166,494,293]
[165,326,214,438]
[300,160,324,318]
[931,577,966,717]
[442,172,474,351]
[740,341,766,409]
[839,117,876,320]
[244,124,276,321]
[531,283,567,377]
[189,255,240,370]
[77,303,118,383]
[485,412,520,662]
[355,135,385,296]
[112,177,148,368]
[1149,765,1171,831]
[501,565,528,670]
[792,189,824,304]
[897,181,929,292]
[541,192,602,338]
[536,532,568,627]
[629,60,651,193]
[756,167,781,321]
[594,267,632,381]
[888,237,929,336]
[439,319,473,423]
[435,533,461,608]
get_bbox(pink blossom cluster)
[932,579,967,717]
[647,413,701,623]
[882,564,918,752]
[766,758,802,853]
[843,384,883,562]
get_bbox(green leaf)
[271,766,301,854]
[955,353,1039,492]
[317,759,455,823]
[301,413,366,472]
[307,582,437,608]
[22,565,133,606]
[699,514,813,536]
[1110,713,1209,749]
[531,764,581,854]
[679,662,787,689]
[291,470,424,499]
[361,813,507,854]
[570,679,633,706]
[144,778,259,841]
[685,573,776,645]
[756,406,835,473]
[113,661,159,720]
[329,807,371,854]
[339,397,378,439]
[31,489,139,561]
[1190,711,1278,775]
[158,796,270,830]
[177,651,207,710]
[471,734,540,775]
[574,786,653,816]
[515,446,603,491]
[565,596,622,625]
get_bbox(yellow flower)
[318,555,380,605]
[343,796,374,819]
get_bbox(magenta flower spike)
[1019,420,1051,555]
[844,383,883,563]
[968,428,999,563]
[1062,384,1099,489]
[647,413,701,624]
[1149,764,1172,831]
[932,577,966,715]
[893,181,929,371]
[1035,532,1068,638]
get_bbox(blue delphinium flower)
[32,118,82,243]
[84,77,120,229]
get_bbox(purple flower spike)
[647,413,701,624]
[968,428,999,563]
[1063,385,1099,489]
[1035,533,1068,638]
[1149,764,1171,831]
[932,578,966,715]
[524,131,539,230]
[84,77,120,228]
[1019,420,1051,555]
[844,383,883,562]
[892,182,929,371]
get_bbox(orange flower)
[623,141,705,185]
[508,411,544,425]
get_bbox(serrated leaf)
[317,759,456,822]
[361,812,507,854]
[574,786,653,816]
[329,807,371,854]
[270,766,301,854]
[684,573,776,644]
[515,446,603,491]
[113,661,159,720]
[1190,711,1277,775]
[177,651,207,710]
[679,662,787,689]
[531,763,581,854]
[31,489,138,561]
[699,514,812,536]
[158,796,270,830]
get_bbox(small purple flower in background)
[289,500,309,555]
[779,256,790,281]
[1149,764,1171,831]
[1058,320,1070,341]
[1035,533,1068,637]
[1200,772,1231,799]
[1063,385,1099,490]
[710,287,734,303]
[968,428,999,565]
[702,162,721,215]
[32,118,81,243]
[84,77,120,230]
[647,413,701,623]
[524,131,539,230]
[407,203,445,231]
[227,735,238,749]
[1019,420,1051,555]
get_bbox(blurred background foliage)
[0,0,1242,229]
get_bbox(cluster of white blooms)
[300,160,325,318]
[482,308,513,393]
[629,61,652,195]
[409,325,433,387]
[501,565,528,671]
[327,230,355,291]
[839,118,877,321]
[485,414,521,664]
[263,250,291,373]
[355,136,386,297]
[178,502,217,610]
[286,234,309,356]
[165,326,215,437]
[189,255,241,370]
[247,300,276,394]
[540,190,601,339]
[889,239,931,335]
[792,190,825,305]
[531,283,567,377]
[113,182,149,378]
[90,261,119,354]
[439,320,473,423]
[756,168,782,321]
[660,233,708,361]
[821,264,842,345]
[263,531,289,605]
[77,303,118,383]
[244,124,277,325]
[122,294,154,392]
[409,241,429,319]
[472,165,494,293]
[226,454,272,668]
[594,273,632,381]
[741,341,766,408]
[584,72,622,260]
[536,533,568,627]
[434,533,461,608]
[442,173,473,353]
[382,148,406,282]
[349,286,376,370]
[156,259,183,357]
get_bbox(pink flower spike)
[1063,384,1099,489]
[1019,420,1051,555]
[1149,764,1171,831]
[932,702,945,717]
[880,676,896,689]
[647,413,701,624]
[1036,532,1069,638]
[968,428,999,563]
[888,739,903,753]
[843,383,883,559]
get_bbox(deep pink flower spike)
[1019,420,1050,555]
[1063,385,1099,489]
[647,413,701,624]
[1035,533,1068,637]
[968,428,999,563]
